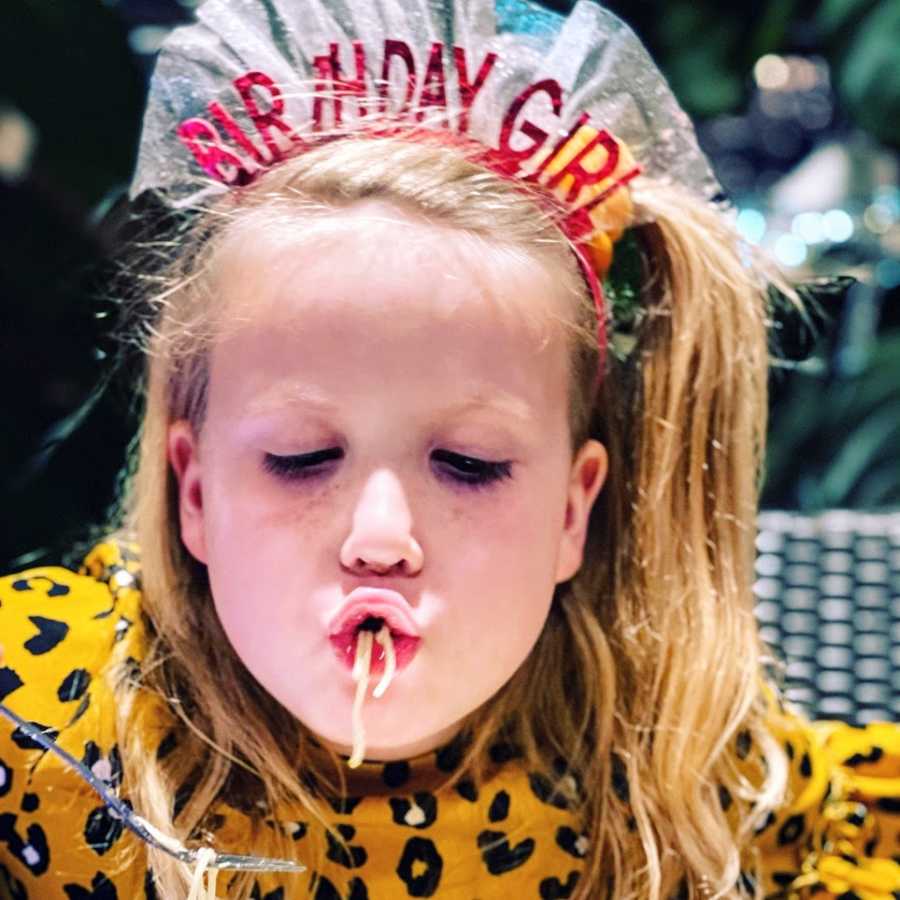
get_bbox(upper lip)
[328,588,421,638]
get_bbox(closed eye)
[261,448,513,490]
[262,448,343,479]
[431,450,513,489]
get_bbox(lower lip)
[329,631,421,676]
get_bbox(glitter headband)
[130,0,724,374]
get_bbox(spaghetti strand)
[373,625,396,699]
[348,630,374,768]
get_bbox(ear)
[167,419,208,564]
[554,439,608,584]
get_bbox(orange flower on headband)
[536,124,638,279]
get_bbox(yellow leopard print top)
[1,541,899,899]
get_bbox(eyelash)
[262,448,513,490]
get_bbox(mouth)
[329,614,421,676]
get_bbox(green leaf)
[836,1,900,146]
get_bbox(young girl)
[1,0,898,898]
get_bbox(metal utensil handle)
[0,701,306,873]
[0,702,170,853]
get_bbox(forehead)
[204,201,574,420]
[210,200,571,336]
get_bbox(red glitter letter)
[417,42,447,120]
[379,39,417,116]
[233,71,301,160]
[176,117,252,185]
[452,46,498,134]
[498,79,563,163]
[312,41,368,130]
[532,111,590,182]
[208,100,269,165]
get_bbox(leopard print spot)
[58,669,91,703]
[24,616,69,655]
[382,760,410,788]
[0,814,50,875]
[155,730,177,760]
[539,870,580,899]
[397,836,443,896]
[250,886,285,900]
[62,871,118,899]
[488,790,509,822]
[0,666,24,702]
[718,785,732,811]
[477,829,535,874]
[0,760,12,798]
[435,732,469,773]
[776,813,805,846]
[12,576,69,597]
[347,877,369,899]
[310,873,341,900]
[11,721,58,752]
[529,772,574,811]
[84,805,125,856]
[844,746,883,767]
[610,754,629,803]
[327,795,363,815]
[488,742,522,764]
[389,793,437,829]
[325,823,367,869]
[555,825,587,859]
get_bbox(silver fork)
[0,702,306,873]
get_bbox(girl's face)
[168,201,607,762]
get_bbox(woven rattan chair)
[754,509,900,725]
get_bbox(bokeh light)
[737,208,767,244]
[754,54,790,91]
[822,209,855,242]
[792,212,825,244]
[774,233,808,267]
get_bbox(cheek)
[196,462,333,630]
[202,558,302,661]
[442,484,566,630]
[469,476,567,559]
[202,456,343,550]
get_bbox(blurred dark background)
[1,0,898,574]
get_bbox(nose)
[339,469,424,576]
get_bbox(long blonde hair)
[108,131,800,899]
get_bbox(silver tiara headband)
[129,0,724,368]
[131,0,720,210]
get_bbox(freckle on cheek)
[276,481,342,526]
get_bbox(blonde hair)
[109,131,801,899]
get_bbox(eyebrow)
[245,384,535,425]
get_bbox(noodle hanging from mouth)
[373,624,397,699]
[348,624,396,768]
